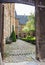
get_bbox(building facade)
[15,18,19,38]
[3,3,15,43]
[15,18,27,38]
[15,12,28,38]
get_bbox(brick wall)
[3,3,15,43]
[15,18,19,37]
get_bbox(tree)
[27,13,35,31]
[10,26,16,42]
[22,13,35,36]
[22,26,29,33]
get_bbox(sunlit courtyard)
[4,39,36,62]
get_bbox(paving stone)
[4,39,36,62]
[5,61,38,65]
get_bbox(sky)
[15,3,35,15]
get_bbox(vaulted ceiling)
[0,0,35,6]
[1,0,45,6]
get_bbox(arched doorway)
[0,0,45,61]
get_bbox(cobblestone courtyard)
[4,39,36,63]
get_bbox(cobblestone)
[4,39,36,62]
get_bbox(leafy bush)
[22,36,36,44]
[26,36,31,39]
[10,31,16,42]
[30,37,36,44]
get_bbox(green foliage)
[10,31,16,42]
[22,13,35,35]
[22,36,36,44]
[26,13,35,31]
[22,13,35,44]
[22,26,29,33]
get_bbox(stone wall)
[3,3,15,43]
[15,18,27,38]
[15,18,19,37]
[19,24,25,37]
[0,4,3,51]
[35,0,45,60]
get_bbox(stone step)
[5,61,38,65]
[0,53,4,65]
[0,52,45,65]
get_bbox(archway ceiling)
[1,0,35,6]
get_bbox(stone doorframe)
[0,0,45,61]
[0,3,4,60]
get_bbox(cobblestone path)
[4,39,36,63]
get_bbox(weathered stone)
[3,3,15,43]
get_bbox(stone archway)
[0,0,45,61]
[35,0,45,60]
[0,3,4,60]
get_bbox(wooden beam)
[38,5,45,8]
[35,0,41,60]
[35,6,41,60]
[35,0,45,60]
